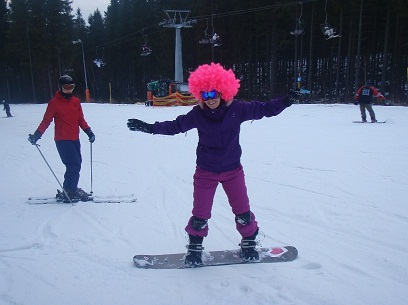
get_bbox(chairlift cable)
[91,0,318,51]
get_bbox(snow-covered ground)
[1,102,407,305]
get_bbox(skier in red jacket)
[28,75,95,202]
[354,81,385,123]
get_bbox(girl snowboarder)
[127,63,294,266]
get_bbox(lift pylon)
[160,10,196,83]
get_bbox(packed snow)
[1,102,407,305]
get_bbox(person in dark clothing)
[28,75,95,202]
[2,100,12,117]
[127,63,295,267]
[354,81,385,123]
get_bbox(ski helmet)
[58,75,75,98]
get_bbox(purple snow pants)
[185,165,258,238]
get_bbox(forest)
[1,0,408,104]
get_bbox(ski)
[133,246,298,269]
[27,194,136,205]
[92,194,137,203]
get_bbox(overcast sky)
[72,0,110,20]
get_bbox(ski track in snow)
[0,103,407,305]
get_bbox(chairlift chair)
[290,2,304,35]
[290,29,304,35]
[320,0,341,40]
[199,19,212,44]
[140,31,152,56]
[199,37,211,44]
[93,58,105,68]
[141,44,152,56]
[212,33,222,47]
[320,23,340,40]
[93,47,106,67]
[199,31,211,44]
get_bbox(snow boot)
[184,235,204,267]
[240,229,259,261]
[56,189,79,203]
[371,118,377,123]
[75,187,91,201]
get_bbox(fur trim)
[188,63,240,102]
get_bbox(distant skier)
[127,63,295,267]
[2,100,12,117]
[354,81,385,123]
[28,75,95,202]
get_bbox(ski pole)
[33,144,75,206]
[90,142,93,195]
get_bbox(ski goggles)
[201,90,218,101]
[62,84,75,90]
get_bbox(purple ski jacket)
[152,97,288,173]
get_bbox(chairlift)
[199,19,212,44]
[140,33,152,56]
[93,58,105,68]
[320,0,341,40]
[290,2,304,35]
[199,16,222,47]
[210,14,222,47]
[141,44,152,56]
[320,22,340,40]
[212,33,222,47]
[199,37,211,44]
[290,29,304,36]
[93,47,106,68]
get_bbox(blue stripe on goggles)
[201,90,218,101]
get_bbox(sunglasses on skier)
[62,84,75,90]
[201,90,219,101]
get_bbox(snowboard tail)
[133,246,298,269]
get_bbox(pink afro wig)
[188,63,240,102]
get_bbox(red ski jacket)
[37,91,90,141]
[354,85,385,104]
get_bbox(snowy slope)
[0,103,407,305]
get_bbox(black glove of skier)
[283,89,302,107]
[353,101,359,105]
[28,130,42,145]
[84,128,95,143]
[127,119,153,134]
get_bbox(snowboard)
[352,120,386,123]
[133,246,298,269]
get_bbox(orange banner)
[153,92,197,106]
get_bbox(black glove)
[28,130,42,145]
[353,101,359,105]
[283,90,302,107]
[127,119,153,134]
[84,128,95,143]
